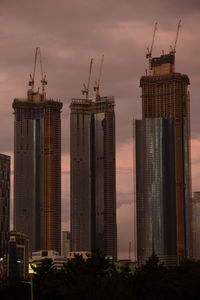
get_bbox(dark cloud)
[164,0,200,16]
[0,0,199,153]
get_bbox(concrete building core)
[151,53,175,75]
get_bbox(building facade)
[7,231,29,279]
[135,118,177,265]
[0,154,10,277]
[0,154,10,260]
[62,231,70,257]
[13,90,62,253]
[136,52,192,264]
[30,250,67,270]
[70,97,117,259]
[191,192,200,260]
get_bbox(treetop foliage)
[1,251,200,300]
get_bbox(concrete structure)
[136,51,192,265]
[7,231,29,279]
[0,154,10,262]
[62,231,70,257]
[192,192,200,260]
[70,96,117,260]
[30,250,67,270]
[13,89,62,253]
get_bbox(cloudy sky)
[1,0,200,259]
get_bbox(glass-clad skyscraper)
[70,97,117,260]
[0,154,10,260]
[136,52,192,264]
[13,89,62,253]
[135,118,177,265]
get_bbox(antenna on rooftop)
[82,58,93,99]
[94,54,104,100]
[29,47,47,95]
[146,22,158,75]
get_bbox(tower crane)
[170,19,181,53]
[146,22,158,74]
[82,58,93,99]
[94,54,104,100]
[29,47,47,95]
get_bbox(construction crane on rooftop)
[94,54,104,100]
[29,47,47,94]
[170,19,181,54]
[146,22,158,59]
[146,22,158,75]
[82,58,93,99]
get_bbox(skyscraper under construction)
[70,58,117,259]
[13,48,62,253]
[135,22,192,264]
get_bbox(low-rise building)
[7,231,29,279]
[30,250,67,271]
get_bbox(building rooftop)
[140,72,190,86]
[151,53,175,67]
[70,96,115,114]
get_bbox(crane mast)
[94,54,104,100]
[170,19,181,54]
[29,47,47,96]
[82,58,93,99]
[146,22,158,75]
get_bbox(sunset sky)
[1,0,200,259]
